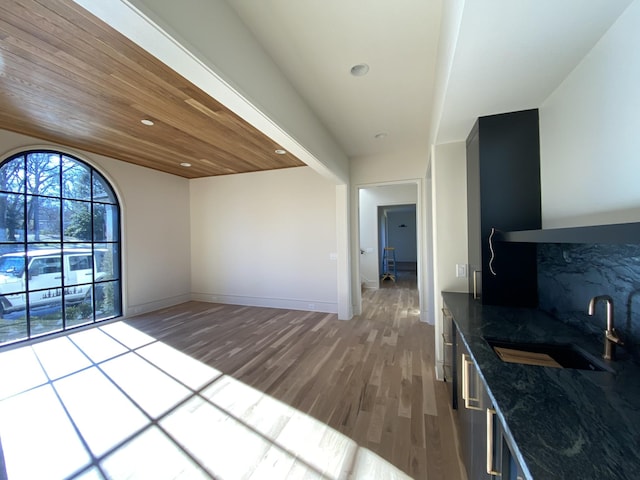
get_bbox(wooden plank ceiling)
[0,0,305,178]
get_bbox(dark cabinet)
[455,333,525,479]
[500,436,526,480]
[447,296,528,479]
[499,221,640,244]
[456,334,493,479]
[467,123,483,299]
[441,305,456,408]
[466,109,541,307]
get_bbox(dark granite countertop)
[442,292,640,480]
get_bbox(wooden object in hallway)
[381,247,397,282]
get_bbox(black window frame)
[0,149,122,346]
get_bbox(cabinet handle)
[461,353,482,410]
[473,270,481,299]
[441,308,453,346]
[461,352,469,401]
[486,408,500,476]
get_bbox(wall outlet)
[456,264,467,278]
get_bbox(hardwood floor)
[379,264,418,290]
[124,284,465,479]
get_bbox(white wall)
[0,129,192,316]
[358,185,418,289]
[387,211,417,262]
[190,166,339,313]
[429,0,465,146]
[540,0,640,228]
[350,147,429,185]
[431,140,468,379]
[432,142,468,295]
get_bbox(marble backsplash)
[537,243,640,359]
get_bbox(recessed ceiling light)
[180,162,192,167]
[141,119,154,126]
[374,132,388,139]
[274,149,287,155]
[350,64,370,77]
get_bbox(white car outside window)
[0,249,103,315]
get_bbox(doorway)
[357,183,421,307]
[378,204,418,289]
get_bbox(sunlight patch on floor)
[101,426,209,479]
[31,336,93,379]
[100,352,192,418]
[0,347,48,399]
[0,320,414,479]
[54,367,149,457]
[67,327,128,363]
[136,341,220,391]
[0,384,90,479]
[162,395,276,477]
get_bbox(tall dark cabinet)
[466,109,541,307]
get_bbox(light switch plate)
[456,264,467,278]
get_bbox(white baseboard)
[190,292,338,314]
[124,293,191,317]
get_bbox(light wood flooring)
[379,262,418,290]
[124,281,465,479]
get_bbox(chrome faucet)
[588,295,624,360]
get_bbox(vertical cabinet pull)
[486,408,500,476]
[462,352,468,400]
[461,353,482,410]
[473,270,481,299]
[440,308,454,346]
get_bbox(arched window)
[0,150,121,346]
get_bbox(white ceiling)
[436,0,634,144]
[223,0,442,159]
[224,0,633,157]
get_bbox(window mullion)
[90,172,96,323]
[59,153,67,332]
[22,155,31,340]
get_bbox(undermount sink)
[485,338,612,372]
